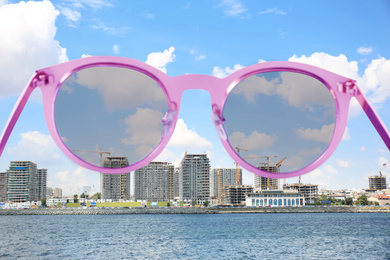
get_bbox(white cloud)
[361,146,366,152]
[296,124,335,144]
[288,52,360,80]
[258,8,287,15]
[81,54,92,58]
[7,131,62,163]
[336,159,349,168]
[54,167,88,194]
[342,127,351,141]
[113,44,120,54]
[357,46,373,55]
[140,12,155,19]
[68,0,113,9]
[167,119,213,149]
[91,21,127,36]
[145,46,176,74]
[212,64,244,78]
[0,0,68,98]
[362,58,390,104]
[195,55,206,61]
[298,147,322,157]
[59,6,81,25]
[217,0,248,18]
[229,131,277,151]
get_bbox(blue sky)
[0,0,389,195]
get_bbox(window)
[278,199,282,206]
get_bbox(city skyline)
[0,1,389,195]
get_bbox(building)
[368,175,387,191]
[46,187,53,198]
[368,194,390,206]
[134,162,174,202]
[101,157,131,201]
[284,183,318,204]
[0,172,8,202]
[179,153,211,204]
[246,189,305,207]
[254,166,280,190]
[36,169,47,200]
[53,187,62,198]
[222,185,253,205]
[210,168,239,198]
[7,161,38,203]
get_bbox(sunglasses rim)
[37,56,352,178]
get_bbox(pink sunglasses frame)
[1,56,389,178]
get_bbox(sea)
[0,213,389,259]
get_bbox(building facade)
[284,183,318,204]
[0,172,8,202]
[53,188,62,198]
[246,189,305,207]
[7,161,38,203]
[254,166,280,190]
[210,168,240,198]
[101,157,131,200]
[134,162,174,202]
[180,153,211,204]
[36,169,47,200]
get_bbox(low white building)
[246,189,305,207]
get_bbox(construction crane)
[276,157,287,187]
[234,146,249,185]
[259,155,277,190]
[71,148,111,167]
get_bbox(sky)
[0,0,389,196]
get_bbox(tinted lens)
[55,66,169,167]
[223,71,336,173]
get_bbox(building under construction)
[210,168,239,198]
[254,166,280,190]
[368,175,387,191]
[101,157,131,201]
[221,185,253,205]
[284,183,318,204]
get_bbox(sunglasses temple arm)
[355,87,390,151]
[0,73,38,158]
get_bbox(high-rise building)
[254,166,280,190]
[53,188,62,198]
[46,187,53,198]
[101,157,131,200]
[36,169,47,200]
[179,153,211,204]
[134,162,174,202]
[210,168,239,198]
[7,161,38,202]
[368,176,387,191]
[0,172,8,202]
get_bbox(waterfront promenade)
[0,206,389,215]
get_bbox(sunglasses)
[1,56,389,178]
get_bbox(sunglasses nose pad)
[161,110,177,137]
[211,106,227,141]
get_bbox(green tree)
[356,194,368,205]
[73,194,78,203]
[345,197,353,205]
[92,193,101,200]
[203,201,210,207]
[80,192,86,199]
[191,200,196,206]
[41,198,47,207]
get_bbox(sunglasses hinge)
[33,73,53,87]
[337,80,357,96]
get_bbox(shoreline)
[1,206,390,215]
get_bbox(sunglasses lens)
[223,71,336,173]
[54,66,169,167]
